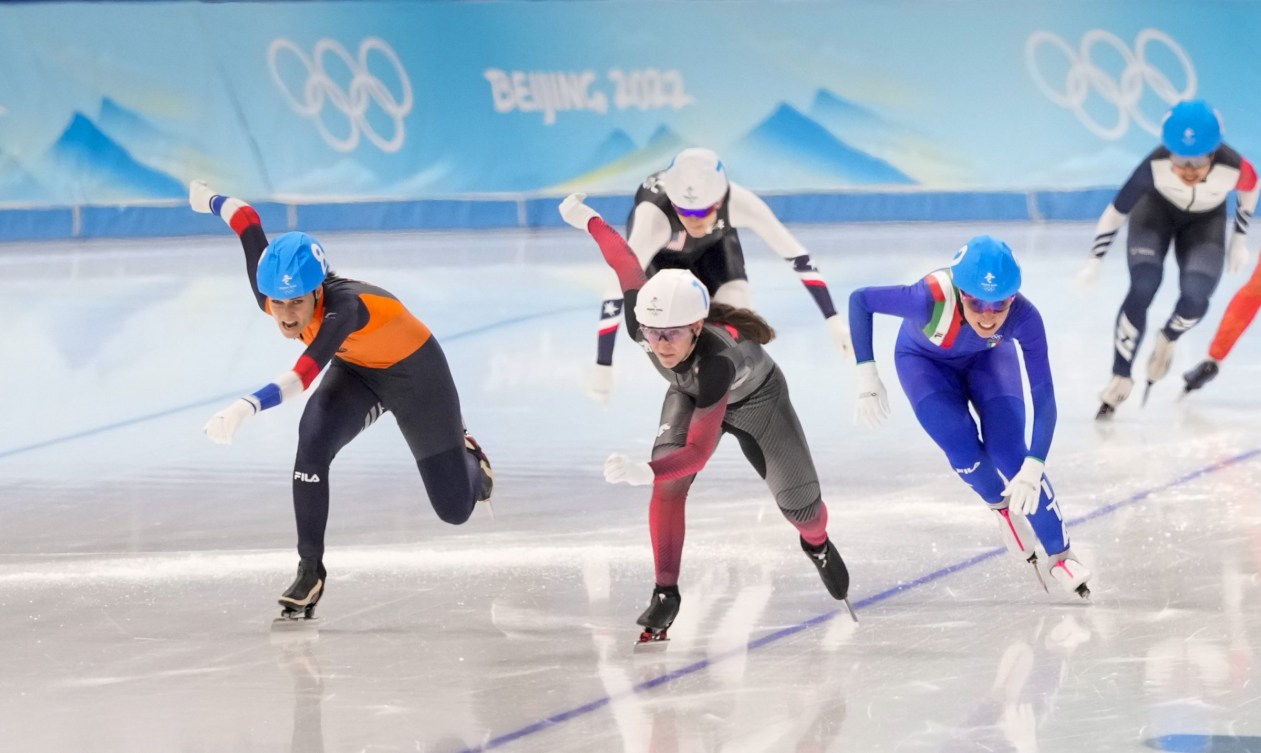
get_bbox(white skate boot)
[1143,332,1176,405]
[1046,550,1092,600]
[1095,375,1134,420]
[994,507,1046,591]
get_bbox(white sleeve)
[1091,204,1128,258]
[626,202,673,270]
[725,183,808,261]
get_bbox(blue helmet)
[949,235,1021,301]
[257,232,329,299]
[1161,99,1222,157]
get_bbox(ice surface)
[2,222,1260,752]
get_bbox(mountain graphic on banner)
[807,89,956,184]
[40,113,184,202]
[809,89,887,130]
[727,103,915,187]
[555,125,687,192]
[0,152,50,202]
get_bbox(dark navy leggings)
[291,340,479,563]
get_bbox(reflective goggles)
[960,293,1014,314]
[672,203,718,219]
[641,325,694,344]
[1171,154,1212,169]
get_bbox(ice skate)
[1045,550,1092,601]
[1142,332,1176,405]
[634,585,680,651]
[465,431,494,503]
[1182,359,1220,395]
[993,507,1046,592]
[273,560,325,631]
[801,537,858,622]
[1095,375,1133,420]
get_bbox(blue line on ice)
[458,447,1261,752]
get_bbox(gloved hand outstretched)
[189,180,218,214]
[1002,457,1046,515]
[1228,234,1250,274]
[603,452,655,486]
[559,192,601,231]
[203,398,257,445]
[854,361,890,429]
[586,363,614,406]
[1074,256,1103,289]
[826,315,853,359]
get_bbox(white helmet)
[634,269,711,328]
[661,148,728,211]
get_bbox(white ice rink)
[2,221,1260,753]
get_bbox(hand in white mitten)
[853,361,890,429]
[559,192,601,231]
[189,180,218,214]
[1228,234,1250,274]
[203,399,257,445]
[825,315,853,359]
[586,363,614,406]
[1074,256,1103,289]
[603,452,654,486]
[1002,457,1046,515]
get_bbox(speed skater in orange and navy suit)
[188,180,494,622]
[559,192,854,646]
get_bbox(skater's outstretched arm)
[561,193,649,337]
[847,280,936,363]
[190,179,271,312]
[727,183,852,357]
[192,181,374,442]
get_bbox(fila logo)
[954,461,981,475]
[294,471,322,483]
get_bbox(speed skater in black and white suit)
[1079,99,1258,417]
[587,148,853,404]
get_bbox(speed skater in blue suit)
[848,236,1092,599]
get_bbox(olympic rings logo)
[268,37,413,153]
[1025,29,1196,140]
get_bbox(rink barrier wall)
[0,189,1116,242]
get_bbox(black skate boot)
[802,537,858,622]
[465,431,494,502]
[276,560,325,626]
[635,585,681,650]
[1182,359,1220,395]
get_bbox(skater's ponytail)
[707,302,776,344]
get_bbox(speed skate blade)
[1141,381,1154,407]
[1031,560,1049,593]
[271,615,319,632]
[843,598,859,623]
[633,637,669,653]
[633,629,670,653]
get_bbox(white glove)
[825,315,853,359]
[203,398,257,445]
[603,452,655,486]
[1074,256,1103,289]
[189,179,217,214]
[853,361,890,429]
[559,192,601,231]
[1002,458,1046,515]
[1228,234,1250,274]
[586,363,614,406]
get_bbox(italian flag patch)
[923,270,963,348]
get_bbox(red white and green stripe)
[922,270,963,348]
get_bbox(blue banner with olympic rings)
[0,1,1256,219]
